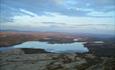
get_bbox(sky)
[0,0,115,35]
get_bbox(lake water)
[11,41,89,53]
[0,41,89,53]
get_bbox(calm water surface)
[0,41,89,53]
[12,41,89,53]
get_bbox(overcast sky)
[0,0,115,35]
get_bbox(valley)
[0,32,115,70]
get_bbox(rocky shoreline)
[0,48,115,70]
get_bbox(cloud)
[0,0,114,36]
[95,0,115,4]
[51,0,65,4]
[1,11,114,33]
[1,0,115,18]
[41,22,66,25]
[87,11,115,17]
[19,9,38,17]
[75,8,94,12]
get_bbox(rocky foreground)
[0,48,115,70]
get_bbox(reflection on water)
[12,41,89,53]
